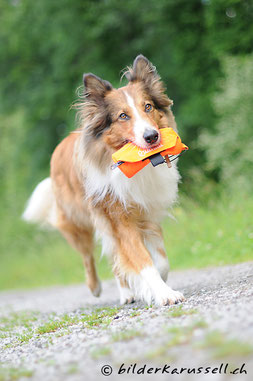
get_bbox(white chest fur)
[85,161,180,219]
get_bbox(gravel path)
[0,262,253,381]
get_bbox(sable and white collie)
[23,55,185,306]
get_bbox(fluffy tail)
[22,177,57,228]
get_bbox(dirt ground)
[0,262,253,381]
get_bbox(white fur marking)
[144,235,169,281]
[128,266,184,306]
[85,160,180,218]
[116,278,135,304]
[124,91,154,147]
[22,177,57,228]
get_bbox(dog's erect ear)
[126,55,173,110]
[83,73,113,98]
[130,55,157,83]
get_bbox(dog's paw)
[91,280,102,297]
[121,296,135,305]
[129,267,184,307]
[119,287,135,305]
[155,287,185,306]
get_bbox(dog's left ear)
[126,55,173,110]
[80,74,113,139]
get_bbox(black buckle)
[149,153,165,167]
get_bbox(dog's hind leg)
[57,212,101,297]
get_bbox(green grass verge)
[0,191,252,290]
[163,192,253,269]
[0,219,112,290]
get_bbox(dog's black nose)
[143,129,159,145]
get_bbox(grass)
[0,311,39,346]
[0,367,33,381]
[162,192,253,269]
[1,307,120,349]
[145,319,253,363]
[167,305,197,318]
[0,191,253,290]
[0,216,112,290]
[90,346,111,359]
[146,320,208,360]
[130,310,141,318]
[66,364,79,374]
[112,329,143,342]
[35,315,79,335]
[197,330,253,359]
[0,311,39,332]
[80,307,120,328]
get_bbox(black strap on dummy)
[149,153,165,167]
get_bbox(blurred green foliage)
[0,0,252,190]
[0,0,253,289]
[199,54,253,192]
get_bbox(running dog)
[23,55,185,306]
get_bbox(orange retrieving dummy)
[111,127,188,178]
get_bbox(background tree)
[0,0,252,197]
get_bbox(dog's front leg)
[91,204,184,306]
[115,225,184,306]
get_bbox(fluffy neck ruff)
[80,143,180,220]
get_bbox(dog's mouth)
[119,138,161,150]
[122,139,130,146]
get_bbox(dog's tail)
[22,177,57,228]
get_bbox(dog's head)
[77,55,176,165]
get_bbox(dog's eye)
[119,113,129,120]
[145,104,152,112]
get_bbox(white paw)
[121,296,135,305]
[119,286,135,305]
[134,266,185,306]
[155,287,185,306]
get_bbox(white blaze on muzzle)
[124,91,158,147]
